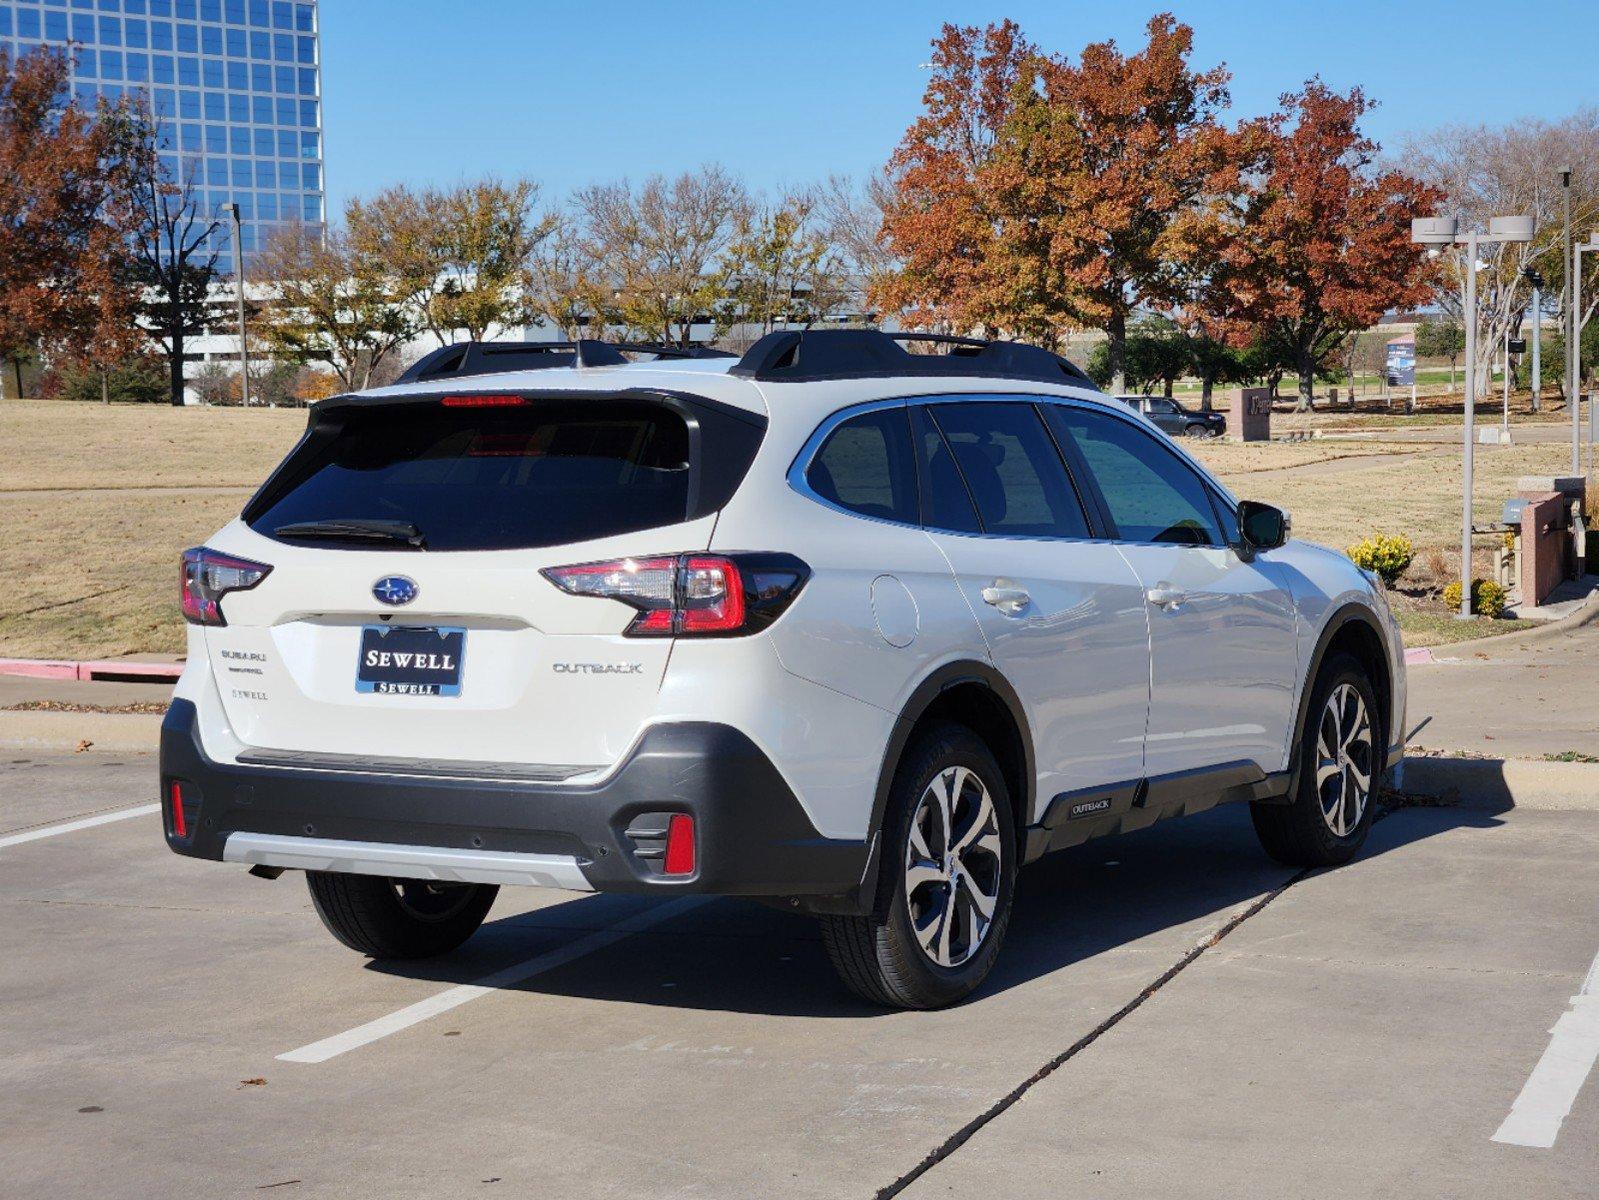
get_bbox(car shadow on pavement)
[364,795,1512,1018]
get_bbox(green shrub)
[42,355,169,404]
[1347,533,1414,585]
[1441,578,1507,618]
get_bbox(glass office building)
[0,0,323,267]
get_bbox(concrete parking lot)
[3,750,1598,1198]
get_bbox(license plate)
[356,625,465,696]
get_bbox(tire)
[1251,653,1379,867]
[1183,423,1208,438]
[305,872,498,959]
[820,722,1017,1009]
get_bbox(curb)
[1408,589,1599,661]
[1395,755,1599,811]
[0,711,163,753]
[0,657,182,683]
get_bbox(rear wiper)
[274,519,426,548]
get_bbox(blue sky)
[321,0,1599,215]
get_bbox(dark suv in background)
[1119,395,1226,439]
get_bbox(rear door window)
[806,407,918,524]
[924,402,1090,539]
[247,399,753,551]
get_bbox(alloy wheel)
[904,766,1004,967]
[1315,683,1373,837]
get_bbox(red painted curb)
[0,658,182,683]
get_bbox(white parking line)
[1492,949,1599,1149]
[278,894,711,1064]
[0,803,160,850]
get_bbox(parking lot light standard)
[1576,232,1599,479]
[1564,168,1576,475]
[1412,214,1537,619]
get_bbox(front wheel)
[820,722,1017,1009]
[306,872,498,959]
[1251,653,1379,867]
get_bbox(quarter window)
[926,403,1089,539]
[807,408,918,525]
[1050,408,1223,546]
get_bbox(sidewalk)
[1405,616,1599,759]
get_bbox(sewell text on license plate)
[356,624,465,696]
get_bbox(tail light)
[181,547,272,626]
[542,552,809,637]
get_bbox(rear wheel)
[1251,653,1378,867]
[821,722,1016,1009]
[1183,423,1210,438]
[306,872,498,959]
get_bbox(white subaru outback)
[162,331,1405,1009]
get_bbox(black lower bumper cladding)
[160,700,868,901]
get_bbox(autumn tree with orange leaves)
[986,15,1243,393]
[1182,81,1442,410]
[880,16,1245,393]
[875,20,1035,338]
[0,46,141,398]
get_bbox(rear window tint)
[248,401,715,551]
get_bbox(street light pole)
[1462,228,1479,618]
[1578,233,1599,478]
[1531,284,1542,408]
[1413,213,1536,620]
[229,203,249,410]
[1502,323,1512,437]
[1563,167,1575,474]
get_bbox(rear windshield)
[246,399,751,551]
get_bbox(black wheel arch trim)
[1282,601,1399,803]
[844,660,1035,916]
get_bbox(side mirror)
[1238,500,1290,551]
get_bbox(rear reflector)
[440,394,526,407]
[663,814,695,876]
[169,781,187,838]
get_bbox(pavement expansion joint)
[873,862,1317,1198]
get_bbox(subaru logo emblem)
[372,576,418,607]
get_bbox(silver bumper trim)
[222,832,595,890]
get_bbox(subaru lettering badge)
[372,576,418,607]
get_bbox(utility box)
[1514,476,1586,606]
[1519,493,1568,607]
[1232,387,1273,442]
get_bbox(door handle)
[981,585,1031,614]
[1145,585,1187,609]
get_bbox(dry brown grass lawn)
[1196,440,1578,554]
[1,399,304,659]
[1,397,304,491]
[0,398,1589,657]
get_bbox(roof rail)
[395,339,734,385]
[728,329,1099,388]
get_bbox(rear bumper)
[160,699,870,904]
